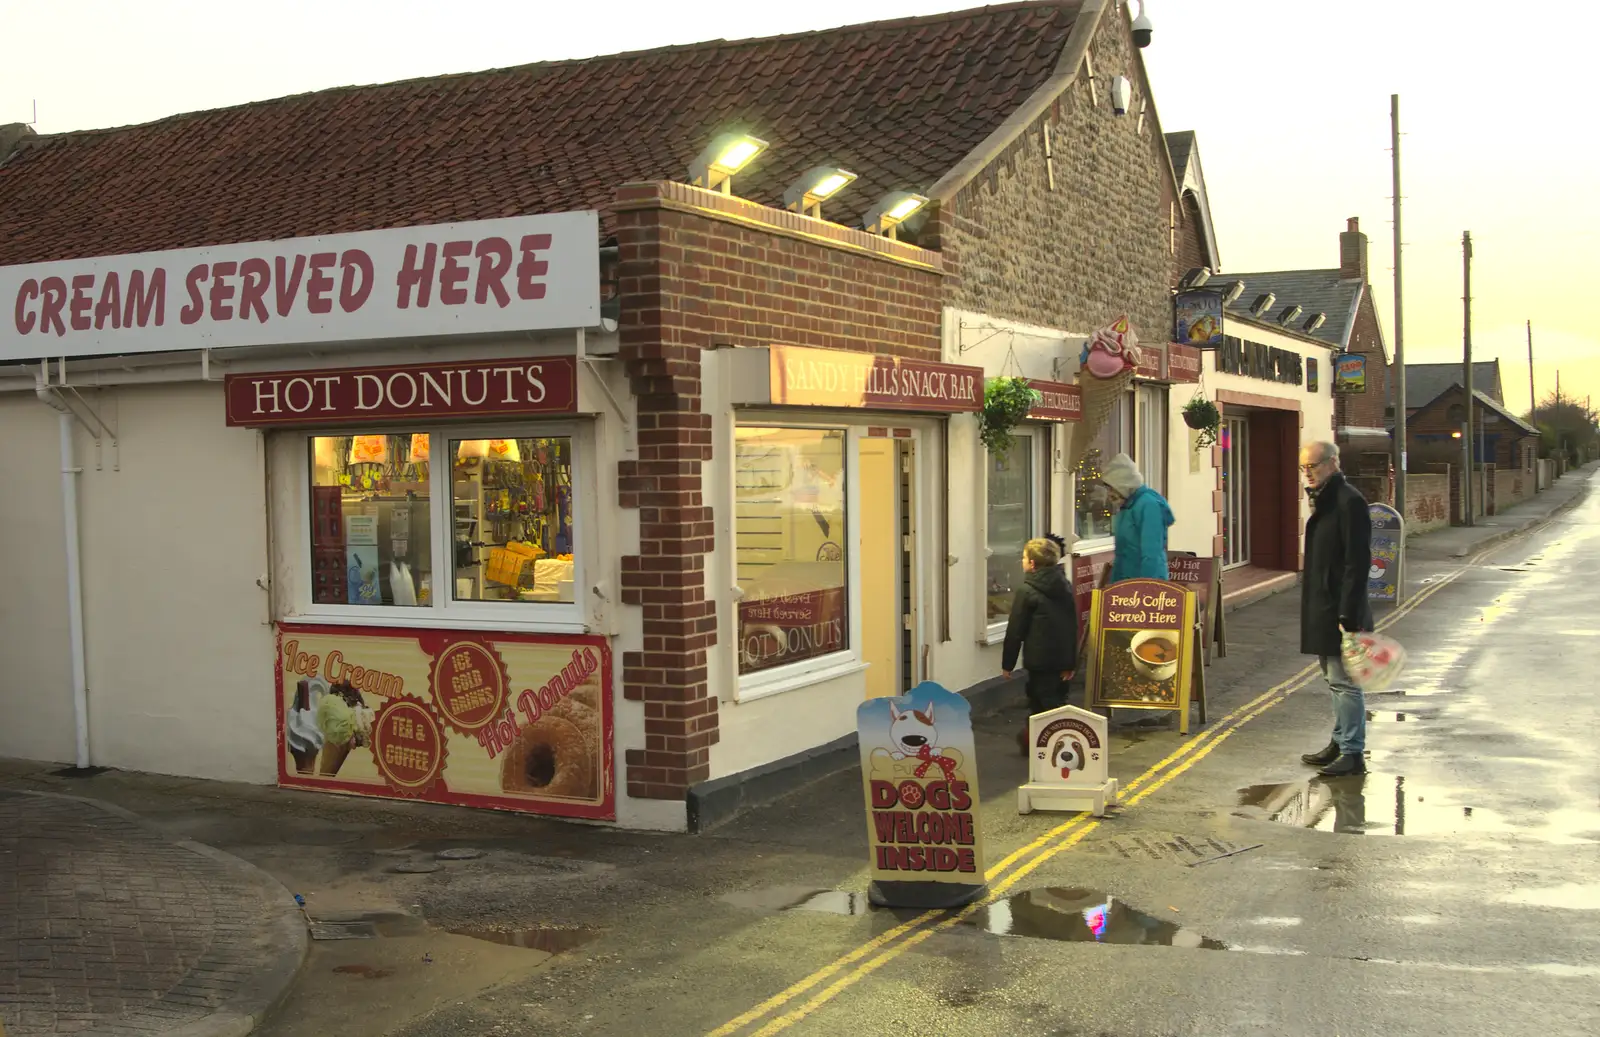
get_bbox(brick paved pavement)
[0,790,305,1037]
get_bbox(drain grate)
[1095,833,1242,864]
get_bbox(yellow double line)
[710,558,1475,1037]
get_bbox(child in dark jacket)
[1002,537,1080,752]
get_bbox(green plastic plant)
[980,377,1042,457]
[1183,396,1221,447]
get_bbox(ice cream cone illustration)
[313,682,370,777]
[287,679,327,776]
[318,739,353,776]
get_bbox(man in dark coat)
[1002,537,1079,753]
[1298,441,1375,776]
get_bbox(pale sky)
[3,0,1595,413]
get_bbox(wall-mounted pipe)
[36,372,91,769]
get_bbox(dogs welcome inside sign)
[857,682,987,906]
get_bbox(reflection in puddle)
[973,888,1226,949]
[448,926,598,952]
[1236,776,1505,837]
[792,890,874,916]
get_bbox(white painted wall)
[0,396,75,763]
[0,383,281,780]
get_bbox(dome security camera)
[1132,2,1153,48]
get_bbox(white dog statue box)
[1018,705,1119,817]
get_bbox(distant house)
[1407,382,1539,473]
[1402,361,1504,418]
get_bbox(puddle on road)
[331,964,394,979]
[745,885,1229,949]
[1237,776,1508,837]
[448,925,599,953]
[1502,884,1600,911]
[307,912,428,941]
[972,888,1227,949]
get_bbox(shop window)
[1074,393,1132,542]
[986,432,1037,624]
[309,434,434,606]
[734,427,849,675]
[306,430,580,615]
[1136,385,1168,496]
[450,437,575,604]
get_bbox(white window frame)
[981,427,1046,645]
[732,421,866,702]
[292,420,592,633]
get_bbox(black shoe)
[1300,740,1339,767]
[1318,753,1366,777]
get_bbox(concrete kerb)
[12,789,309,1037]
[1442,474,1592,558]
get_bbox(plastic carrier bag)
[1340,631,1407,692]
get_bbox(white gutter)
[35,367,91,769]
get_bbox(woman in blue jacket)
[1102,453,1174,584]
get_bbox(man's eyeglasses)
[1300,460,1328,475]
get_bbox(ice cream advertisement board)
[277,624,613,820]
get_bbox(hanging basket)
[1183,396,1221,447]
[979,377,1042,458]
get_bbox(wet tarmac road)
[662,474,1600,1037]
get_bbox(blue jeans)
[1321,654,1365,755]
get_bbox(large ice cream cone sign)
[1068,316,1141,472]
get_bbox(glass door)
[1222,416,1251,569]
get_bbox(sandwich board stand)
[857,681,988,909]
[1088,579,1205,734]
[1018,705,1119,816]
[1368,503,1404,605]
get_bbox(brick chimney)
[1339,216,1368,281]
[0,123,35,165]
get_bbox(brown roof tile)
[0,2,1083,266]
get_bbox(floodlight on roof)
[1303,312,1327,333]
[1221,280,1245,305]
[863,191,928,239]
[783,166,858,219]
[1249,292,1276,317]
[689,132,769,194]
[1179,267,1211,289]
[1278,304,1304,325]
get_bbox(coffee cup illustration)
[1128,630,1179,681]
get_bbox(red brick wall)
[1334,288,1391,436]
[611,181,943,801]
[1405,384,1534,473]
[1170,191,1211,288]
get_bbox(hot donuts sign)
[276,624,613,820]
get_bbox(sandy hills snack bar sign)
[768,345,983,412]
[2,212,600,362]
[277,624,614,820]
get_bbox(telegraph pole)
[1391,94,1407,514]
[1461,231,1474,526]
[1527,320,1536,415]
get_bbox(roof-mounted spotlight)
[783,166,858,219]
[1303,312,1327,333]
[689,132,769,195]
[1249,292,1276,317]
[863,191,928,240]
[1132,1,1153,48]
[1179,267,1211,289]
[1278,304,1304,325]
[1221,280,1246,305]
